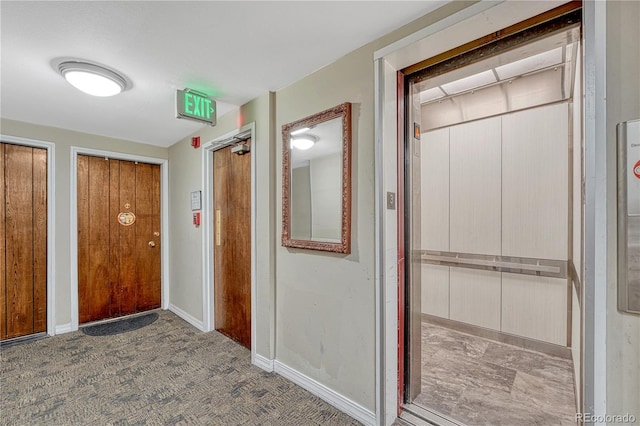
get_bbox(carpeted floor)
[0,310,361,425]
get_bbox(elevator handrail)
[418,250,567,278]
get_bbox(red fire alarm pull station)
[193,212,200,226]
[191,136,200,148]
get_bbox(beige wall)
[0,118,168,328]
[275,44,377,410]
[606,1,640,420]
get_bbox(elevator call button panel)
[617,118,640,315]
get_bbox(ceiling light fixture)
[58,61,128,97]
[291,136,317,150]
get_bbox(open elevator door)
[405,81,423,404]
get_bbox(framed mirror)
[282,102,352,253]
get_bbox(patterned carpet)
[0,310,361,425]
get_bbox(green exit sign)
[176,89,216,126]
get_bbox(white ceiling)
[1,1,447,147]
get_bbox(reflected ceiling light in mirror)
[58,61,128,97]
[291,127,311,135]
[291,135,317,150]
[441,70,496,95]
[495,47,563,80]
[420,87,446,104]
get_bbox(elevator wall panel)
[421,127,450,251]
[449,116,502,255]
[450,268,501,331]
[502,103,569,260]
[421,264,450,318]
[501,273,567,345]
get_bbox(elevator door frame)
[372,1,605,425]
[0,134,55,337]
[201,123,257,362]
[70,147,169,332]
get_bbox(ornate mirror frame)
[281,102,352,253]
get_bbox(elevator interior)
[404,20,584,425]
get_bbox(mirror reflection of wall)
[291,164,311,239]
[282,102,351,254]
[309,153,341,241]
[290,116,343,242]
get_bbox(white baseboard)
[54,323,73,335]
[169,304,204,331]
[273,360,376,426]
[253,353,274,372]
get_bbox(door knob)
[148,241,156,247]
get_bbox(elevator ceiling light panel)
[420,87,446,103]
[58,61,128,97]
[441,70,496,95]
[417,25,581,132]
[495,47,563,80]
[418,25,580,108]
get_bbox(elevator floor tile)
[414,322,576,425]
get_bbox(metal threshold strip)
[400,402,463,426]
[0,332,48,349]
[418,250,568,279]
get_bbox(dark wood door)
[214,141,251,348]
[1,143,47,340]
[78,155,161,324]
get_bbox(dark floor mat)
[81,312,158,336]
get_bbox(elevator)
[400,6,584,425]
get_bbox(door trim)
[0,134,56,337]
[69,147,169,331]
[201,122,256,360]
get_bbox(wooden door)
[1,143,47,340]
[213,141,251,348]
[78,156,161,324]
